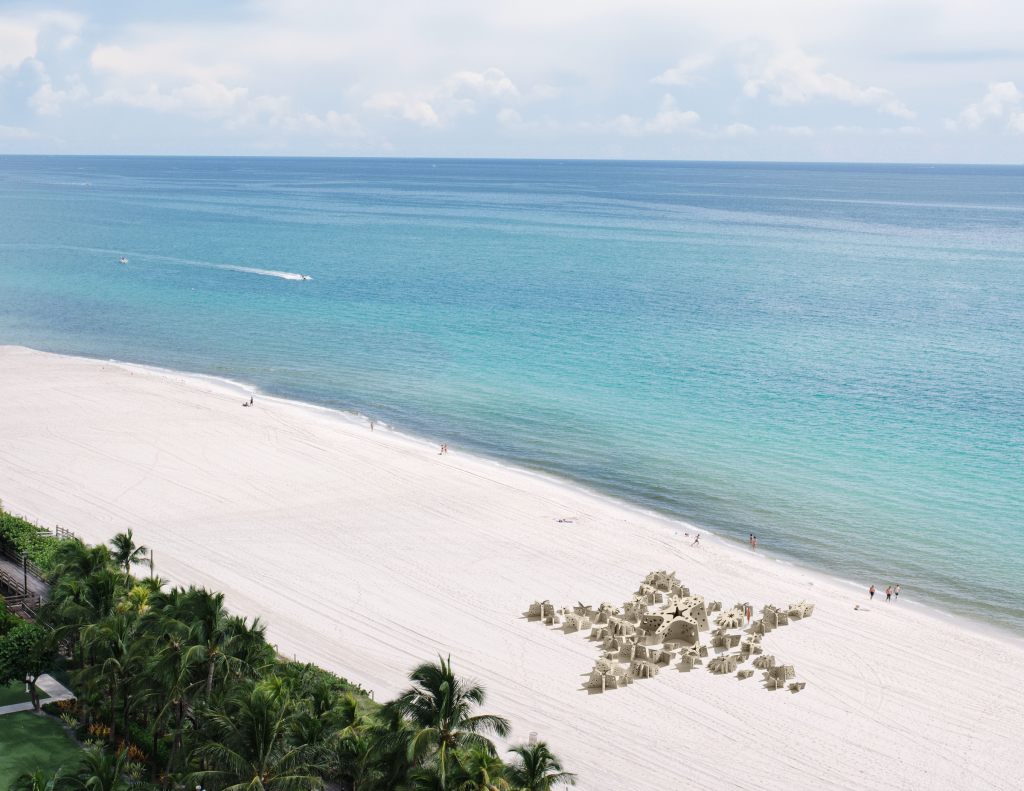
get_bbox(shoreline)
[17,344,1023,648]
[3,344,1024,790]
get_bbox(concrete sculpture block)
[573,602,597,619]
[753,654,775,670]
[788,600,815,619]
[768,665,795,683]
[708,601,722,612]
[789,682,806,692]
[528,600,556,619]
[678,653,698,671]
[708,654,739,674]
[630,659,660,678]
[738,669,754,679]
[563,612,591,632]
[644,570,680,592]
[587,657,632,692]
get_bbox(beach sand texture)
[1,345,1022,791]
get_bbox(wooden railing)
[1,591,41,621]
[0,542,45,582]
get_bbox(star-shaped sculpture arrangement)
[525,570,815,695]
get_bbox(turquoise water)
[1,157,1022,632]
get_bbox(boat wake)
[215,265,309,281]
[0,244,310,281]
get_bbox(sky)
[1,0,1023,161]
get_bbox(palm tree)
[182,587,243,699]
[10,768,65,791]
[187,684,324,791]
[77,610,147,747]
[454,744,509,791]
[327,695,414,791]
[384,656,510,790]
[139,588,195,783]
[110,529,150,583]
[49,541,114,583]
[505,743,576,791]
[55,746,132,791]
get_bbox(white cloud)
[497,107,522,125]
[0,124,36,139]
[0,12,81,70]
[899,125,924,134]
[652,54,713,86]
[30,75,88,115]
[645,94,699,133]
[90,44,242,83]
[724,122,756,136]
[743,49,914,118]
[364,68,517,126]
[444,68,518,99]
[96,82,249,114]
[593,95,698,136]
[831,124,865,133]
[364,93,440,126]
[770,124,815,136]
[947,82,1023,131]
[527,85,561,101]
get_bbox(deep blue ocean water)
[1,157,1022,632]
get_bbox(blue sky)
[1,0,1023,161]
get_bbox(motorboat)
[119,256,128,264]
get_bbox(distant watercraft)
[301,275,310,280]
[119,257,128,264]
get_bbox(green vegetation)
[0,680,50,708]
[0,600,23,638]
[0,507,63,574]
[0,530,574,791]
[0,712,82,790]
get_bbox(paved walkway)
[0,675,75,716]
[0,552,47,600]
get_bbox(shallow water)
[1,156,1021,632]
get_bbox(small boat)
[301,275,310,280]
[119,256,128,264]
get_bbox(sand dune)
[1,345,1022,791]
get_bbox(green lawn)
[0,681,50,708]
[0,711,81,788]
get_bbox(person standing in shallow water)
[869,585,875,600]
[886,586,892,602]
[895,584,900,601]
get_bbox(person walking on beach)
[370,422,373,432]
[691,534,700,546]
[869,585,875,600]
[886,586,892,602]
[894,584,900,601]
[745,604,752,625]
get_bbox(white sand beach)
[1,344,1022,791]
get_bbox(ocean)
[0,156,1021,633]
